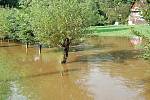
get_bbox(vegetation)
[142,2,150,24]
[0,8,10,39]
[0,0,136,41]
[90,0,134,25]
[131,28,150,60]
[90,25,150,37]
[0,0,19,8]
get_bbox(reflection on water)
[130,36,143,49]
[0,82,12,100]
[0,37,150,100]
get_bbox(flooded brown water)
[0,37,150,100]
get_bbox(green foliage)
[131,28,150,60]
[0,0,93,46]
[94,0,131,25]
[143,4,150,24]
[0,0,136,47]
[0,7,10,38]
[0,7,34,43]
[87,1,107,26]
[29,0,92,46]
[13,9,34,43]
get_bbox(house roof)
[131,0,147,11]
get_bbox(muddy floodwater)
[0,37,150,100]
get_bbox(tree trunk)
[61,38,70,64]
[25,42,29,54]
[61,49,69,64]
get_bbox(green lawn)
[90,25,150,37]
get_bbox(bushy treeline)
[0,0,95,47]
[0,0,135,46]
[90,0,135,25]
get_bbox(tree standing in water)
[29,0,94,64]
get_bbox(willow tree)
[28,0,93,63]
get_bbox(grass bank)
[90,25,150,37]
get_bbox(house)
[128,0,147,25]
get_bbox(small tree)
[0,7,10,40]
[29,0,92,63]
[5,9,22,41]
[15,9,34,48]
[5,6,35,48]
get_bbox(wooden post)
[25,42,29,54]
[39,44,42,55]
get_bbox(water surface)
[0,37,150,100]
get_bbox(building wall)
[128,0,147,25]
